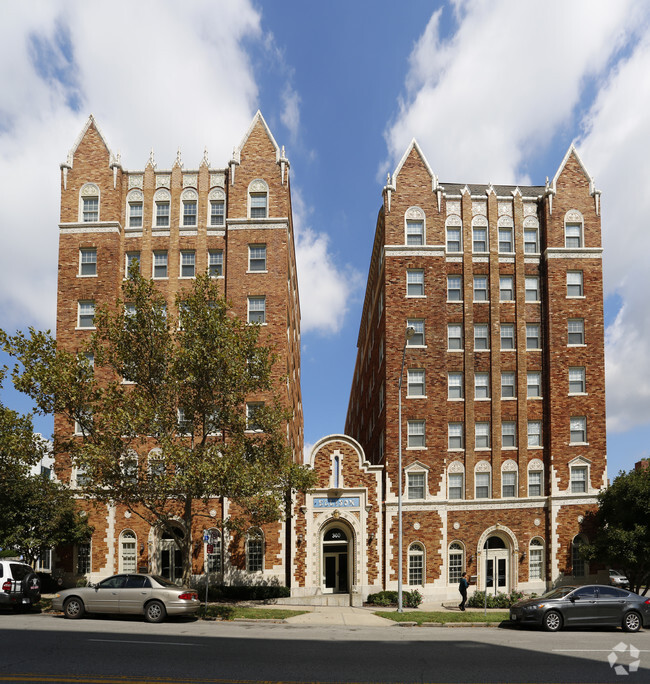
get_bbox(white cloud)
[292,188,363,336]
[281,84,301,142]
[0,0,262,330]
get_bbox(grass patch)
[376,610,510,625]
[200,605,307,621]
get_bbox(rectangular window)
[525,276,540,302]
[500,323,515,350]
[78,301,95,329]
[208,250,223,277]
[447,275,462,301]
[499,276,513,301]
[406,220,424,245]
[246,402,264,431]
[449,548,463,582]
[526,324,540,349]
[82,198,98,222]
[129,202,143,228]
[571,466,588,493]
[475,372,490,399]
[475,472,490,499]
[125,251,140,276]
[153,251,168,278]
[570,416,587,443]
[501,371,515,398]
[475,422,490,448]
[565,223,582,248]
[76,543,91,574]
[527,371,541,398]
[407,369,425,397]
[79,248,97,276]
[498,227,513,252]
[407,473,425,500]
[449,473,464,500]
[448,324,463,350]
[210,199,225,226]
[473,227,487,252]
[156,202,170,227]
[528,470,542,497]
[530,546,543,579]
[407,269,424,296]
[569,367,586,394]
[502,421,516,447]
[474,323,489,350]
[527,420,542,447]
[250,193,267,219]
[407,420,425,448]
[248,296,266,324]
[407,319,424,346]
[246,538,263,572]
[181,251,196,278]
[447,227,461,252]
[448,422,464,450]
[568,319,584,345]
[502,471,517,498]
[183,200,197,227]
[567,271,583,297]
[473,275,488,301]
[448,372,463,399]
[249,244,267,271]
[408,548,424,585]
[524,228,539,253]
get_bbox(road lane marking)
[552,649,650,652]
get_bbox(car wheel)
[63,597,85,619]
[543,610,563,632]
[622,611,641,633]
[144,600,166,624]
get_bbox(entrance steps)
[274,593,352,607]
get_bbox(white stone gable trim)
[236,110,281,162]
[62,114,113,169]
[552,143,597,196]
[391,139,438,193]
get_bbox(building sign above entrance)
[314,497,360,509]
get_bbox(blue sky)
[1,0,650,478]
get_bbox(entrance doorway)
[322,527,349,594]
[483,535,510,594]
[159,528,183,584]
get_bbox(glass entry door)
[160,530,183,583]
[484,536,509,594]
[322,527,349,594]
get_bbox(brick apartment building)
[54,113,303,587]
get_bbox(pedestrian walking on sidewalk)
[458,572,469,611]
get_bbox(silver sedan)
[52,574,201,623]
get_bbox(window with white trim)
[499,276,513,301]
[148,449,165,479]
[567,271,583,297]
[448,275,462,301]
[570,416,586,444]
[182,197,197,227]
[501,323,515,350]
[407,369,425,397]
[475,373,490,399]
[119,530,137,574]
[502,421,516,447]
[448,372,463,399]
[527,371,541,398]
[246,402,264,432]
[568,318,584,345]
[206,529,222,573]
[407,319,424,346]
[501,371,515,398]
[528,469,543,496]
[449,472,464,499]
[475,422,490,449]
[76,543,91,575]
[128,199,143,228]
[475,470,491,499]
[248,296,266,324]
[78,301,95,329]
[406,220,424,245]
[524,228,539,253]
[565,223,582,248]
[249,244,267,271]
[473,275,488,301]
[81,184,99,222]
[407,420,425,448]
[448,324,463,350]
[407,269,424,296]
[250,192,268,219]
[447,225,461,252]
[407,472,426,500]
[569,367,585,394]
[498,227,513,252]
[525,276,540,302]
[570,465,588,493]
[526,324,540,350]
[529,539,544,580]
[121,450,138,483]
[125,251,140,277]
[79,248,97,276]
[209,250,223,277]
[210,199,225,226]
[572,535,586,576]
[180,251,196,278]
[527,420,542,447]
[153,251,168,278]
[502,470,517,498]
[474,323,489,350]
[473,226,488,252]
[154,191,170,228]
[246,528,264,572]
[448,422,464,450]
[408,543,424,585]
[448,542,464,583]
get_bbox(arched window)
[206,528,222,573]
[208,187,225,227]
[119,529,137,573]
[564,210,584,248]
[527,459,544,497]
[121,450,138,485]
[572,535,588,577]
[148,448,165,478]
[248,179,268,219]
[501,460,518,498]
[154,189,171,229]
[246,528,264,572]
[448,542,464,583]
[472,216,488,253]
[181,188,198,227]
[448,461,465,500]
[80,183,99,222]
[523,216,539,253]
[446,215,462,252]
[529,538,544,580]
[408,542,424,585]
[475,461,492,499]
[405,206,425,246]
[498,215,514,253]
[126,189,143,229]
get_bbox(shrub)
[467,590,524,609]
[194,584,291,602]
[404,589,423,608]
[366,589,422,608]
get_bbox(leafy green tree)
[582,467,650,594]
[3,272,314,584]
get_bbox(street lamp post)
[397,325,415,613]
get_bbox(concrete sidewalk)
[284,605,392,626]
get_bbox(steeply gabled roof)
[234,110,281,162]
[391,139,437,189]
[62,114,113,168]
[552,143,597,195]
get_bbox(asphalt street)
[0,612,648,683]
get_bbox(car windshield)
[151,575,180,588]
[540,586,576,600]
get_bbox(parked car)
[0,560,41,611]
[52,573,200,623]
[609,569,630,589]
[510,584,650,632]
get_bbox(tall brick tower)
[344,142,606,600]
[54,113,302,586]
